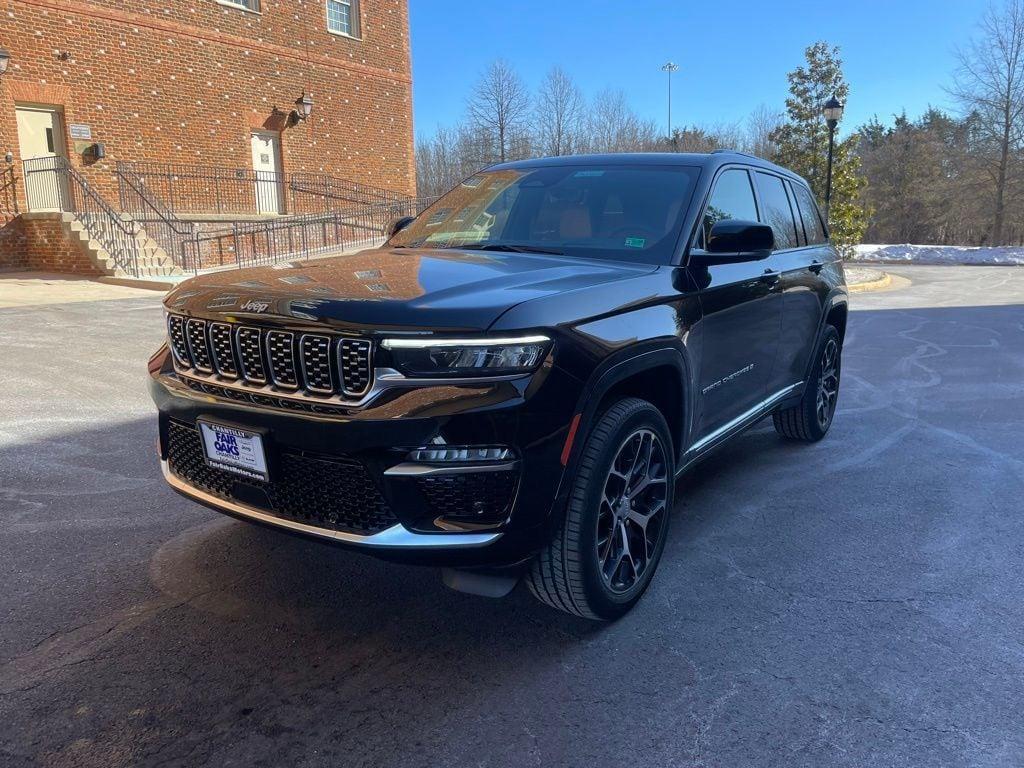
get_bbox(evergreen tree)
[770,42,870,256]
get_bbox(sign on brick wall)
[69,124,92,140]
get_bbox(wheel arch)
[564,343,694,476]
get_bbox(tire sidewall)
[574,403,674,619]
[804,325,841,439]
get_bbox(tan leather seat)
[559,207,592,239]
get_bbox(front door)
[16,106,69,211]
[250,132,284,214]
[689,167,782,442]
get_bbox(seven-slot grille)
[167,314,373,400]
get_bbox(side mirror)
[693,220,774,265]
[385,215,415,239]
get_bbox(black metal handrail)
[288,172,408,213]
[115,162,198,273]
[115,160,285,216]
[23,156,142,276]
[183,196,435,270]
[1,165,18,220]
[115,160,412,217]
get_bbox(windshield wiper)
[451,243,565,255]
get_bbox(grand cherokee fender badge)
[702,363,755,395]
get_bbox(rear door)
[688,166,782,442]
[757,173,831,391]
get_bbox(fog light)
[408,445,513,463]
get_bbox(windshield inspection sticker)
[624,237,646,248]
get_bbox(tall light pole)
[661,61,679,141]
[822,94,844,220]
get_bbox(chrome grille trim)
[339,338,373,397]
[266,330,299,390]
[209,322,238,379]
[167,315,191,367]
[237,327,267,384]
[185,319,213,373]
[300,334,335,394]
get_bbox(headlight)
[381,335,550,377]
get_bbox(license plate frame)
[197,420,270,482]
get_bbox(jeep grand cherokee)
[149,152,847,620]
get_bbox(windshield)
[390,164,701,264]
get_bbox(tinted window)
[700,169,758,246]
[754,172,798,250]
[791,182,827,244]
[390,165,700,265]
[784,180,807,247]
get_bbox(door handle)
[760,268,781,286]
[808,259,824,274]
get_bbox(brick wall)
[0,216,31,269]
[0,0,415,213]
[0,214,101,274]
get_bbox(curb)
[848,272,894,293]
[96,275,179,292]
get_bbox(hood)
[164,247,658,331]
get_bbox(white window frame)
[215,0,261,14]
[326,0,362,40]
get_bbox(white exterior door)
[250,132,284,215]
[16,106,69,211]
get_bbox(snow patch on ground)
[854,244,1024,265]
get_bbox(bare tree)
[583,89,660,153]
[466,59,531,164]
[535,67,586,156]
[950,0,1024,244]
[745,104,785,158]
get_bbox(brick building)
[0,0,415,274]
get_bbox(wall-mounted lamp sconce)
[4,151,13,164]
[0,49,11,76]
[291,92,314,125]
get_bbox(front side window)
[700,168,759,247]
[754,172,798,250]
[389,164,701,265]
[327,0,361,37]
[791,182,828,245]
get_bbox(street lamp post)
[822,95,844,220]
[661,61,679,142]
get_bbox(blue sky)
[409,0,990,139]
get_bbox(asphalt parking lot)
[1,264,1023,768]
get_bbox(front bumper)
[161,460,501,548]
[150,347,580,566]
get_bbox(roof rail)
[711,149,762,160]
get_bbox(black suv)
[150,152,847,620]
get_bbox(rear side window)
[791,182,828,244]
[753,172,798,250]
[700,168,759,247]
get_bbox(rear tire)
[773,325,841,442]
[527,398,674,621]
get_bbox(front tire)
[773,325,841,442]
[528,398,674,621]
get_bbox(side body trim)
[682,382,804,465]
